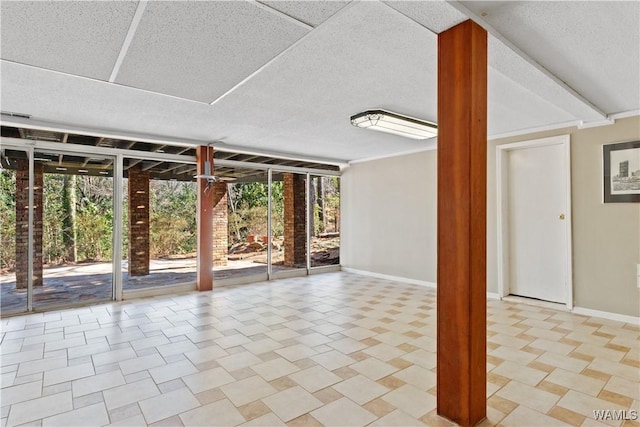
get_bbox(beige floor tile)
[605,376,640,401]
[184,345,229,365]
[156,340,198,357]
[311,397,377,426]
[71,369,125,397]
[42,401,109,427]
[119,353,166,376]
[43,362,94,386]
[103,378,160,410]
[180,398,246,426]
[558,390,628,426]
[149,360,198,384]
[547,368,606,396]
[392,365,436,391]
[382,384,436,419]
[240,412,286,426]
[251,358,300,381]
[16,355,67,377]
[275,344,318,362]
[362,343,405,361]
[2,272,639,427]
[220,375,277,407]
[310,350,355,371]
[105,414,147,427]
[489,345,538,365]
[537,351,591,373]
[0,379,42,406]
[217,351,262,372]
[351,357,399,381]
[332,374,389,405]
[327,337,367,354]
[182,367,235,394]
[263,386,323,422]
[139,387,200,424]
[500,404,571,426]
[371,409,425,426]
[576,343,627,362]
[492,359,548,386]
[496,379,560,413]
[242,338,283,355]
[7,391,73,426]
[400,349,437,369]
[91,347,137,367]
[288,365,342,393]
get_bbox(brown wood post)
[437,20,487,427]
[196,145,214,291]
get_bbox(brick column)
[283,173,306,267]
[15,159,43,288]
[128,165,150,276]
[212,181,228,267]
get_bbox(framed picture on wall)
[603,140,640,203]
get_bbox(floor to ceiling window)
[0,127,341,316]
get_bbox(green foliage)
[1,170,341,270]
[227,181,283,243]
[0,170,16,271]
[149,180,197,258]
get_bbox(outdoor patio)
[0,258,286,314]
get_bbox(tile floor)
[1,272,638,426]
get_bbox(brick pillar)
[212,181,228,267]
[128,165,150,276]
[283,173,306,267]
[15,159,43,288]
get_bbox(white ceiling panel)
[207,1,438,160]
[462,1,640,115]
[488,36,605,123]
[382,1,468,34]
[0,61,214,145]
[488,67,578,136]
[0,1,137,81]
[259,0,351,27]
[114,1,309,103]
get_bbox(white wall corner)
[572,306,640,326]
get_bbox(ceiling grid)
[0,0,638,162]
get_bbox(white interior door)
[507,142,568,303]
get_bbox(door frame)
[496,134,573,309]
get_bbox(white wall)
[341,150,437,283]
[342,116,640,318]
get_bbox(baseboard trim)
[572,306,640,325]
[487,292,501,300]
[341,267,437,289]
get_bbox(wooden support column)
[437,20,487,427]
[196,145,214,291]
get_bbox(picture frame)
[603,140,640,203]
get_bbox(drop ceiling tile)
[0,1,137,81]
[463,1,640,114]
[115,1,309,103]
[488,67,578,137]
[489,36,604,123]
[259,1,350,27]
[382,0,468,33]
[208,1,438,161]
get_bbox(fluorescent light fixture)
[78,169,88,173]
[55,167,67,171]
[350,109,437,140]
[33,157,52,162]
[99,171,109,175]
